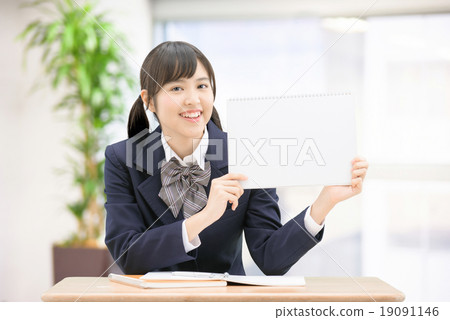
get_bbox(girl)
[104,41,368,275]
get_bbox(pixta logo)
[228,137,326,166]
[125,129,164,175]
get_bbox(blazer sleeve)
[104,145,195,274]
[244,188,324,275]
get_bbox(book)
[108,272,305,289]
[108,273,227,289]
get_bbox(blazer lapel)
[205,120,228,167]
[205,120,229,192]
[137,170,178,225]
[132,127,177,225]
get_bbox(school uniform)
[104,120,324,275]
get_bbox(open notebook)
[109,272,305,289]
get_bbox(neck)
[165,132,204,159]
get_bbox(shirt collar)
[160,126,209,170]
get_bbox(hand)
[323,156,369,205]
[310,156,368,225]
[202,173,248,224]
[185,173,247,241]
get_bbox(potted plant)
[18,0,134,283]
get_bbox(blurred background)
[1,0,450,301]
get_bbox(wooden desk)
[41,277,405,302]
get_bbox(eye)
[171,86,183,92]
[198,84,208,89]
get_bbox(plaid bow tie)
[158,157,211,219]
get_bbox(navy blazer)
[104,120,323,275]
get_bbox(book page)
[140,272,305,286]
[227,275,305,286]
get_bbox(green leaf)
[16,20,41,41]
[85,27,98,52]
[91,88,103,106]
[76,64,90,100]
[85,180,97,197]
[62,23,74,51]
[67,201,87,220]
[52,64,70,87]
[53,93,79,111]
[45,21,60,42]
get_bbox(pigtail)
[127,95,149,138]
[210,106,223,131]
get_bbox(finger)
[351,177,363,188]
[353,161,369,170]
[351,177,361,186]
[217,180,245,196]
[221,173,248,181]
[231,199,239,211]
[352,168,367,179]
[226,195,239,210]
[351,156,366,164]
[223,186,243,199]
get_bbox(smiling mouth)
[179,111,202,121]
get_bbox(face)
[148,61,214,140]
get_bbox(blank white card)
[226,93,356,189]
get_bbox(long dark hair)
[127,41,223,138]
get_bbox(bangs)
[158,43,198,85]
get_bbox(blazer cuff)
[182,220,201,253]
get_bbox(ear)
[141,89,156,113]
[148,97,157,113]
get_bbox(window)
[154,14,450,301]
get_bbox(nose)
[184,89,200,106]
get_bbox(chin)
[187,127,205,139]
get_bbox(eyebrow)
[173,77,210,82]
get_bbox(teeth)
[181,111,201,118]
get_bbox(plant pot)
[52,245,123,284]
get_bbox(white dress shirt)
[160,126,324,253]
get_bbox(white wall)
[0,0,152,301]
